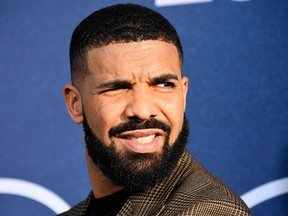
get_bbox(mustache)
[109,118,171,137]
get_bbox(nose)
[124,86,158,121]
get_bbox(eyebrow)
[95,73,179,90]
[95,79,132,90]
[150,73,179,84]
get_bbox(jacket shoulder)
[57,200,86,216]
[162,159,252,215]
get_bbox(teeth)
[128,134,156,143]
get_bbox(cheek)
[160,92,185,117]
[90,101,125,140]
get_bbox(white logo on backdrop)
[0,178,70,214]
[0,177,288,213]
[155,0,251,7]
[241,177,288,208]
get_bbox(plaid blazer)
[59,150,252,216]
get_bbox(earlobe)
[63,84,83,124]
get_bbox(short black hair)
[70,3,183,84]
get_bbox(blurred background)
[0,0,287,215]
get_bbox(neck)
[85,151,125,198]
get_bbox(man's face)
[75,40,188,190]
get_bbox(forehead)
[86,40,181,81]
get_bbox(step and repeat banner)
[0,0,287,215]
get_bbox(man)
[60,3,251,216]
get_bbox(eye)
[156,82,175,88]
[99,88,118,94]
[98,87,128,96]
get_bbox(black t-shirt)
[86,190,130,216]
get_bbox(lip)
[116,129,165,154]
[117,129,164,138]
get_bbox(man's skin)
[63,40,188,198]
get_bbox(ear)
[63,84,83,124]
[181,76,189,111]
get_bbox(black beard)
[83,114,189,193]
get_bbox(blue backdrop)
[0,0,287,215]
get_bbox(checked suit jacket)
[59,150,252,215]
